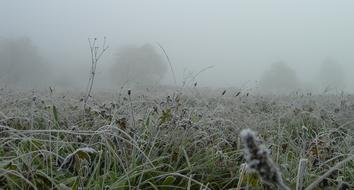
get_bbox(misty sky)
[1,0,354,88]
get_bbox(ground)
[0,87,353,189]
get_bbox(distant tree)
[0,37,50,87]
[259,61,298,93]
[318,57,346,92]
[111,44,167,86]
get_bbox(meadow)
[0,87,353,189]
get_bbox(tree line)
[0,37,347,92]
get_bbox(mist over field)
[0,0,353,93]
[1,1,354,189]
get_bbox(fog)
[1,0,354,92]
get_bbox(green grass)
[0,88,353,189]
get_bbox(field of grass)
[0,87,353,189]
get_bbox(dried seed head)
[338,182,350,190]
[240,129,290,190]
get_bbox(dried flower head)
[240,129,290,190]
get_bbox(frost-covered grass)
[0,87,353,189]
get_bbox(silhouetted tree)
[318,57,346,92]
[111,44,167,86]
[259,61,298,93]
[0,37,50,87]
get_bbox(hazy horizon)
[1,0,354,92]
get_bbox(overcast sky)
[1,0,354,88]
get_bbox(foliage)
[0,88,353,189]
[318,57,346,92]
[259,62,298,93]
[0,37,50,87]
[111,44,167,86]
